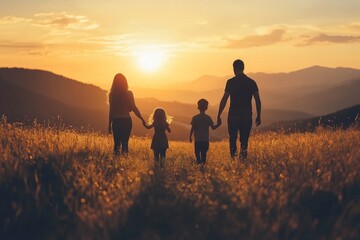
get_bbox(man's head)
[197,98,209,112]
[233,59,244,75]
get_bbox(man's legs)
[239,120,252,159]
[228,120,239,158]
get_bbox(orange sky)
[0,0,359,89]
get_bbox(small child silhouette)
[190,99,221,165]
[144,107,172,166]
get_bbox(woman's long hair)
[109,73,129,104]
[148,107,172,126]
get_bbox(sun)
[136,49,165,73]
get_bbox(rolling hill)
[263,105,360,133]
[0,78,108,131]
[0,68,108,111]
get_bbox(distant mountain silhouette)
[0,68,107,111]
[262,105,360,133]
[275,78,360,115]
[134,66,360,115]
[178,65,360,92]
[252,66,360,89]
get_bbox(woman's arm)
[133,106,146,125]
[129,91,146,125]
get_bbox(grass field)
[1,119,359,240]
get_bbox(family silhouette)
[108,59,262,163]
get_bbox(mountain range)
[134,66,360,115]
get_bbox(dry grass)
[0,120,359,240]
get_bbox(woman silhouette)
[108,73,146,155]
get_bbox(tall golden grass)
[1,119,359,239]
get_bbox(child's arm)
[166,125,171,133]
[211,121,221,130]
[143,123,154,129]
[189,125,194,143]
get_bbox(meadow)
[0,118,359,240]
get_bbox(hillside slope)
[0,79,108,130]
[0,68,107,110]
[263,105,360,133]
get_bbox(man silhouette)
[217,59,261,159]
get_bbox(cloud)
[222,29,286,48]
[0,41,51,55]
[33,12,99,30]
[0,41,44,49]
[0,16,29,24]
[299,33,360,46]
[0,12,98,30]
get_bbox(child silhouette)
[144,108,172,166]
[190,99,221,165]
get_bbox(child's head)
[148,107,173,125]
[197,98,209,112]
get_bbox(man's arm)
[144,123,153,129]
[217,91,229,124]
[189,125,194,142]
[253,91,261,126]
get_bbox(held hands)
[255,116,261,126]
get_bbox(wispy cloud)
[0,12,98,30]
[299,33,360,46]
[0,40,51,56]
[0,16,30,24]
[222,29,286,48]
[33,12,99,30]
[0,41,44,49]
[221,23,360,48]
[345,22,360,32]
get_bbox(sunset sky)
[0,0,359,89]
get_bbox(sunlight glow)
[136,49,165,73]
